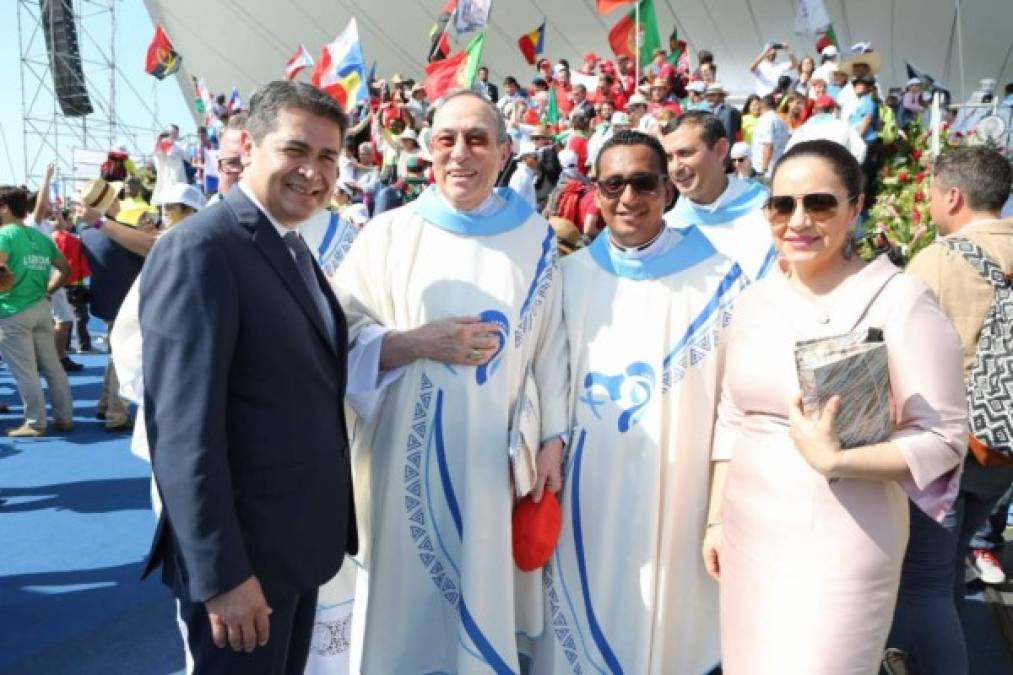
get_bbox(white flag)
[455,0,492,34]
[794,0,831,35]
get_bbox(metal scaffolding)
[16,0,162,190]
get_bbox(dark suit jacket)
[79,226,145,322]
[479,81,499,103]
[140,188,356,604]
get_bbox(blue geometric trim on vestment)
[571,429,624,675]
[660,264,743,393]
[404,376,516,674]
[515,225,558,347]
[544,560,589,674]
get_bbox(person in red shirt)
[566,114,591,176]
[52,209,92,354]
[615,55,637,96]
[553,68,574,116]
[578,52,599,76]
[649,78,683,117]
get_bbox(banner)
[311,18,369,112]
[455,0,492,34]
[518,21,545,66]
[608,0,660,68]
[794,0,832,35]
[144,24,181,80]
[285,45,314,81]
[424,31,486,101]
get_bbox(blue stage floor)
[0,352,1010,674]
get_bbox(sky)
[0,0,194,187]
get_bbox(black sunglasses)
[731,157,748,163]
[596,173,668,199]
[763,192,858,222]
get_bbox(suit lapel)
[226,189,338,356]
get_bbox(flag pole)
[634,0,640,86]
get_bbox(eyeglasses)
[217,156,243,175]
[731,157,748,163]
[763,192,858,223]
[596,173,668,199]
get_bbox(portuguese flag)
[815,24,839,54]
[424,31,486,101]
[608,0,661,68]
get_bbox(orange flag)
[597,0,636,14]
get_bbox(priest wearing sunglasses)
[529,130,744,673]
[708,139,966,673]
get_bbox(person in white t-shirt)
[750,42,799,96]
[750,94,790,178]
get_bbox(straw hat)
[840,48,882,77]
[77,178,119,215]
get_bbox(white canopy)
[143,0,1013,113]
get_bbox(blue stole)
[412,186,534,236]
[668,179,769,226]
[588,225,718,281]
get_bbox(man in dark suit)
[140,80,356,674]
[476,66,498,102]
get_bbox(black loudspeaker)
[39,0,93,117]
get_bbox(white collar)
[437,189,504,216]
[238,181,298,240]
[607,222,673,260]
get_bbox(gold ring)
[468,349,481,361]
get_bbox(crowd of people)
[1,32,1012,675]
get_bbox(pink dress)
[714,257,967,675]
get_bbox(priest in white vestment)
[662,111,777,281]
[529,131,743,674]
[333,90,569,674]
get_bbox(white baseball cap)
[820,45,839,58]
[158,182,205,211]
[516,138,539,158]
[730,142,750,160]
[558,148,579,170]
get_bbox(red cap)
[512,492,562,572]
[583,52,600,63]
[814,94,836,109]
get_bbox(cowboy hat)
[840,48,882,77]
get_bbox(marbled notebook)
[795,328,892,449]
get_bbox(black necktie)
[283,230,336,349]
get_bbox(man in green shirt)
[0,185,73,437]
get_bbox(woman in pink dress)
[703,140,967,674]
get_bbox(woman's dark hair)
[741,94,761,115]
[773,140,864,198]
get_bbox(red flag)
[517,22,545,66]
[597,0,636,14]
[424,51,468,101]
[608,13,636,62]
[144,24,181,80]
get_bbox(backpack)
[547,179,589,225]
[941,237,1013,465]
[99,151,128,181]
